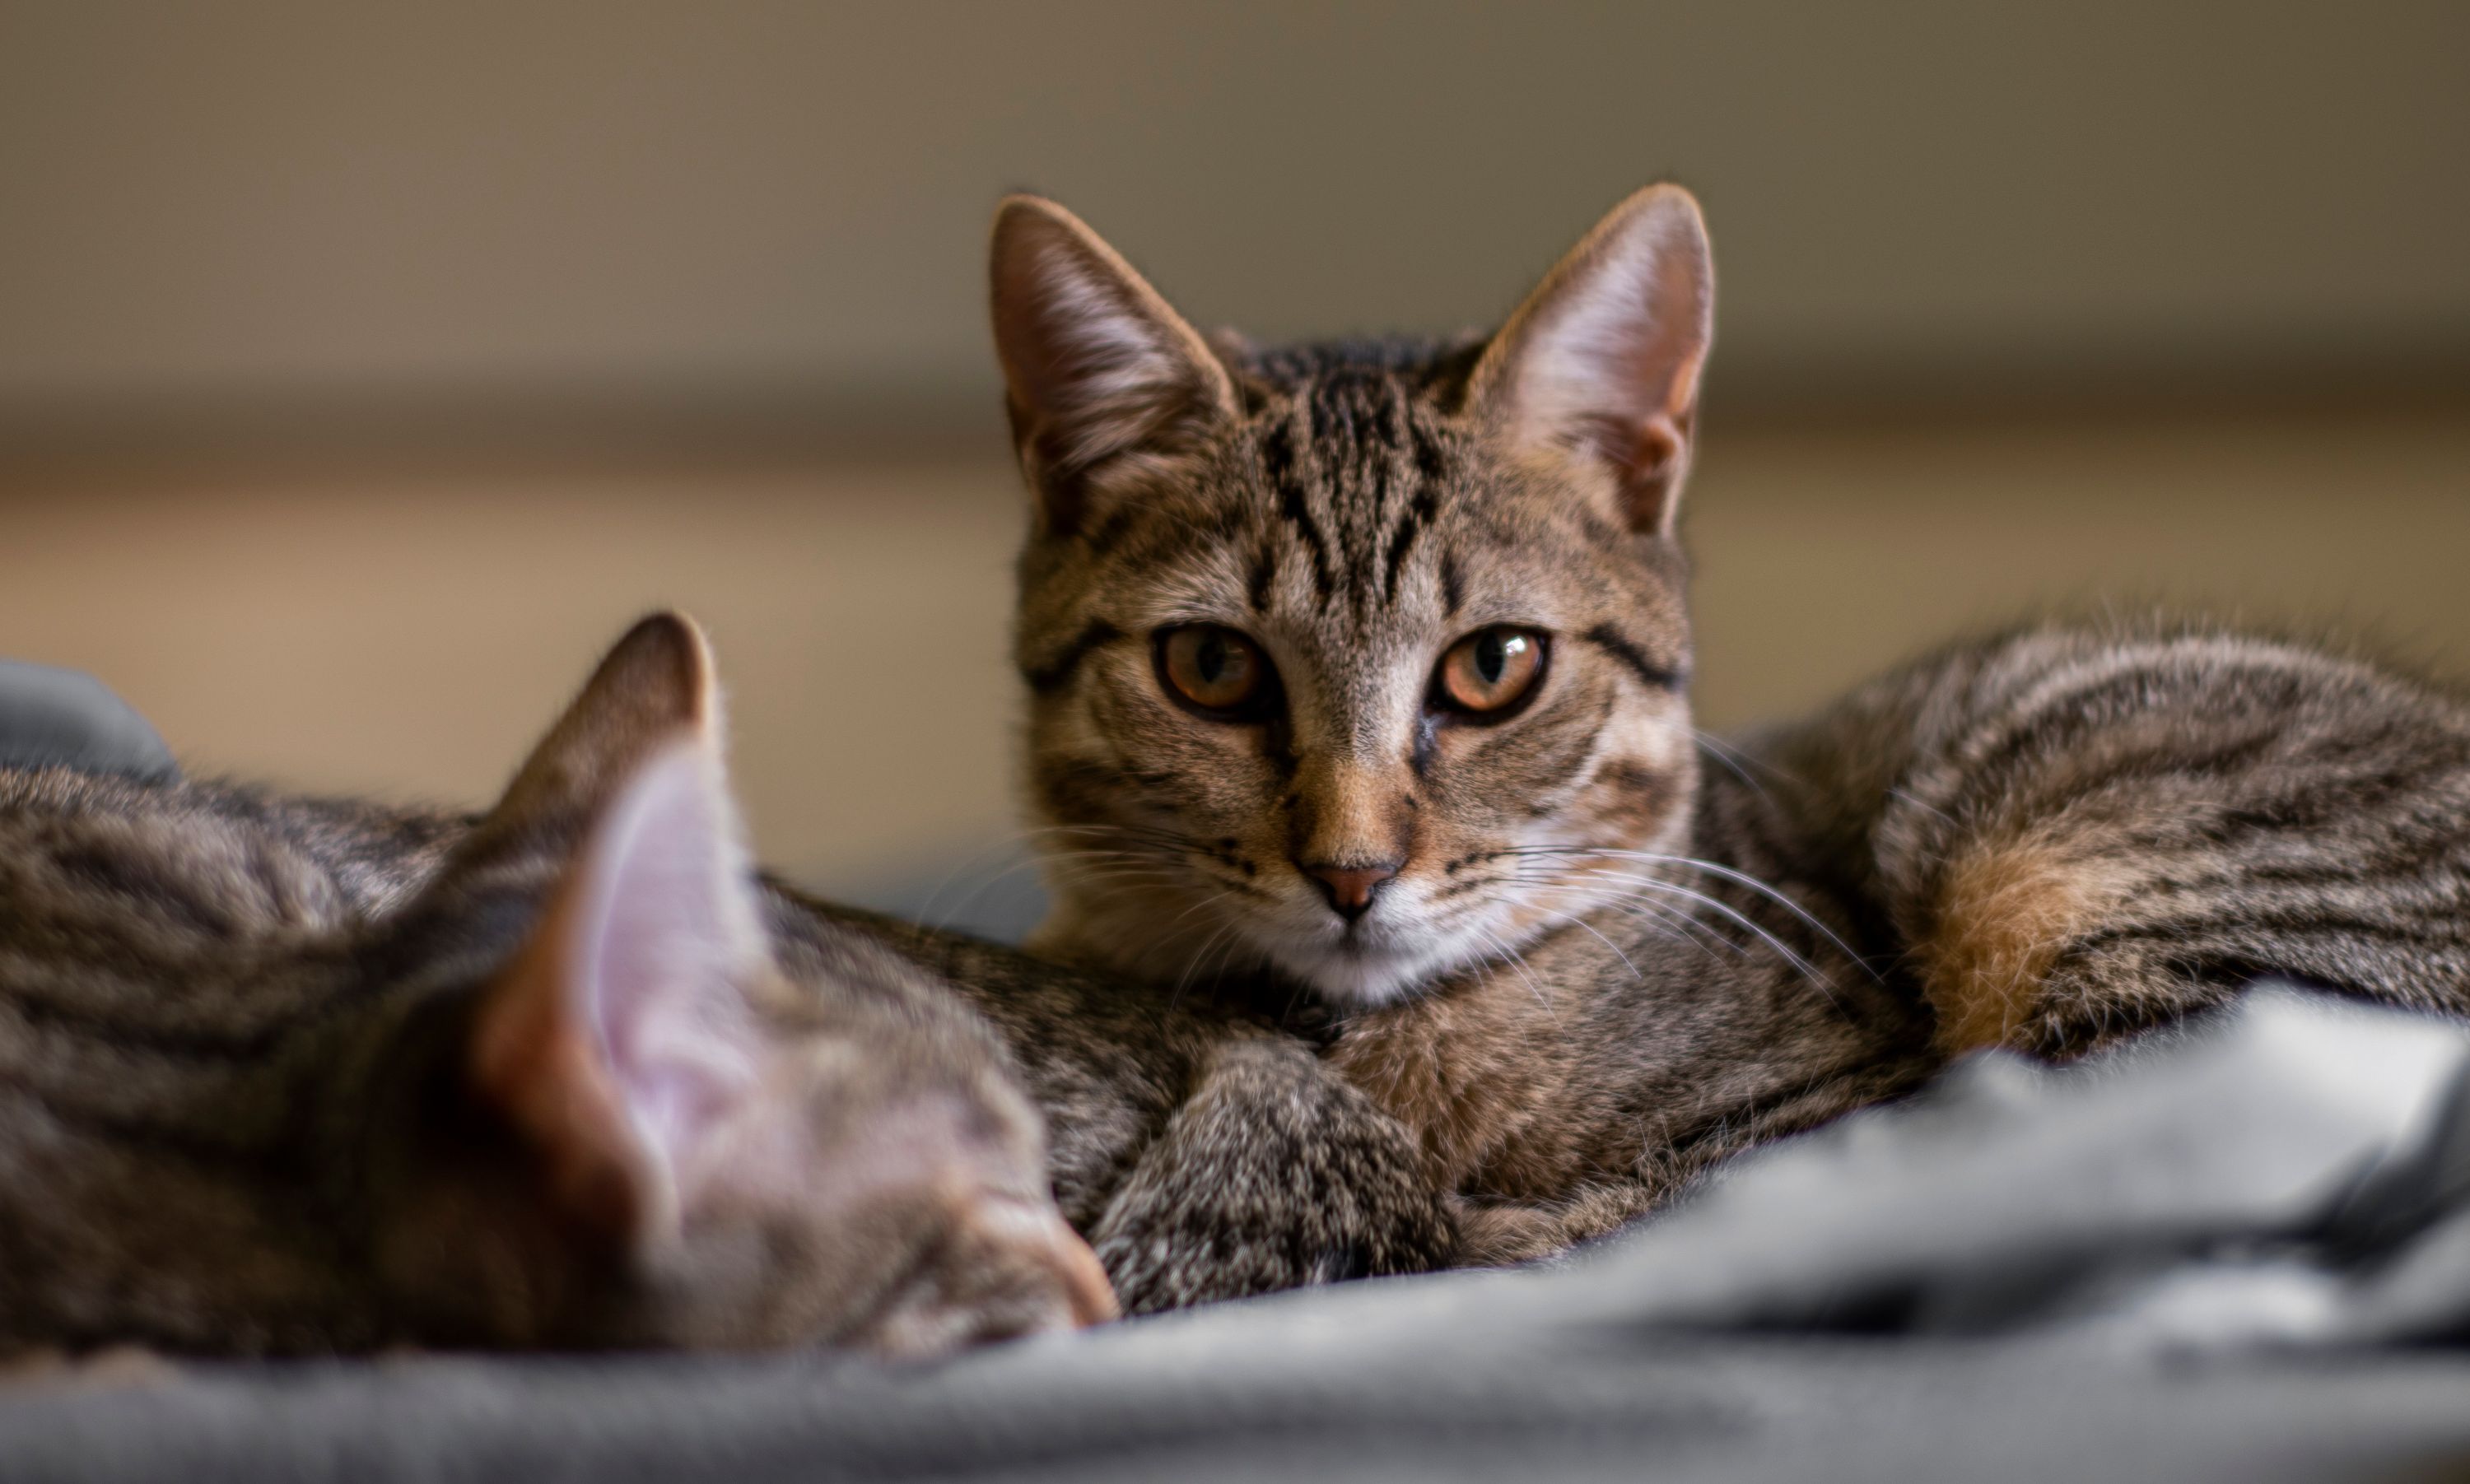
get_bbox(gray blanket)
[8,986,2470,1483]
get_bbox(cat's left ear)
[990,195,1240,537]
[465,732,769,1252]
[452,612,767,1251]
[1468,184,1714,537]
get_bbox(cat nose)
[1303,861,1400,920]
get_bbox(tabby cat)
[0,613,1448,1357]
[990,184,2470,1258]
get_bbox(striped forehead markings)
[1381,487,1439,603]
[1278,486,1337,602]
[1257,418,1335,602]
[1247,543,1279,614]
[1582,624,1688,691]
[1270,374,1442,616]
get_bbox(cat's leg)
[1908,830,2181,1057]
[1846,635,2470,1061]
[1904,767,2470,1059]
[1086,1032,1457,1314]
[1447,1063,1905,1264]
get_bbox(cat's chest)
[1325,963,1601,1196]
[1321,894,1900,1197]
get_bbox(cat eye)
[1156,625,1275,719]
[1433,627,1548,717]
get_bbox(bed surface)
[9,985,2470,1483]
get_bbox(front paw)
[1089,1037,1458,1313]
[1093,1164,1454,1314]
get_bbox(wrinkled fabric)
[1554,983,2470,1349]
[7,985,2470,1482]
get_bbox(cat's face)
[996,188,1714,1007]
[369,616,1116,1356]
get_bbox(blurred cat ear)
[465,733,770,1251]
[469,611,721,860]
[1469,185,1713,537]
[990,194,1239,536]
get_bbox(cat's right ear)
[1467,184,1714,537]
[465,723,770,1256]
[466,612,720,863]
[428,612,765,1254]
[990,195,1239,537]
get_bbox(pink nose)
[1303,862,1398,920]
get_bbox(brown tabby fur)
[813,902,1459,1310]
[990,187,2470,1259]
[0,615,1451,1358]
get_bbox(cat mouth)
[1326,914,1400,954]
[1257,914,1471,1007]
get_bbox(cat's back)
[1747,620,2470,1055]
[1766,620,2470,825]
[0,765,464,1143]
[0,769,464,1046]
[0,770,462,1351]
[0,766,464,1072]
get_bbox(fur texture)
[992,188,2470,1258]
[0,615,1450,1356]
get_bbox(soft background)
[1,1,2463,910]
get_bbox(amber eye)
[1157,625,1271,716]
[1434,627,1547,716]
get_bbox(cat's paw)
[1088,1035,1458,1314]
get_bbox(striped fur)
[992,188,2470,1258]
[0,615,1451,1356]
[0,616,1126,1356]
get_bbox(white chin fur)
[1263,933,1473,1010]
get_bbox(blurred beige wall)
[5,411,2463,894]
[2,0,2464,447]
[0,4,2464,898]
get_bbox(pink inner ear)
[1494,191,1712,534]
[990,202,1235,523]
[563,741,767,1196]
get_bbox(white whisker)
[1552,868,1843,1007]
[1469,923,1554,1016]
[1508,848,1880,984]
[1693,730,1775,802]
[1523,902,1646,981]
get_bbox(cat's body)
[0,771,468,1354]
[802,900,1454,1307]
[1335,621,2470,1253]
[0,615,1449,1356]
[987,188,2470,1256]
[0,618,1123,1356]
